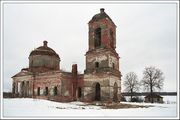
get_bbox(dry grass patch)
[103,103,153,109]
[85,101,153,109]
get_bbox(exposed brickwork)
[29,41,60,72]
[12,8,121,103]
[84,8,121,102]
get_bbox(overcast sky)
[2,2,177,92]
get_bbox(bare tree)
[124,72,140,102]
[141,66,164,103]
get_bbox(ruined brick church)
[12,8,122,102]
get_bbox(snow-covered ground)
[2,98,178,119]
[163,96,177,104]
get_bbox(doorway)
[95,83,101,101]
[78,87,82,98]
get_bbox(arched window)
[95,28,101,48]
[54,86,57,96]
[45,87,48,96]
[112,63,115,69]
[95,62,99,68]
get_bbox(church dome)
[29,41,60,72]
[30,41,60,58]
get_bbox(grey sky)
[2,2,177,92]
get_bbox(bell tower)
[83,8,121,102]
[88,8,116,51]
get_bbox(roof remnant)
[89,8,116,26]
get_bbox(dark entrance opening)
[95,83,101,101]
[54,86,57,96]
[37,87,40,96]
[78,87,81,98]
[95,62,99,68]
[45,87,48,96]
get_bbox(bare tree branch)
[141,66,164,103]
[123,72,140,102]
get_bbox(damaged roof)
[29,41,60,59]
[89,8,116,26]
[12,68,32,78]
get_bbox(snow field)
[3,98,177,118]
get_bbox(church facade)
[12,8,122,102]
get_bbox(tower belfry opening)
[95,28,101,48]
